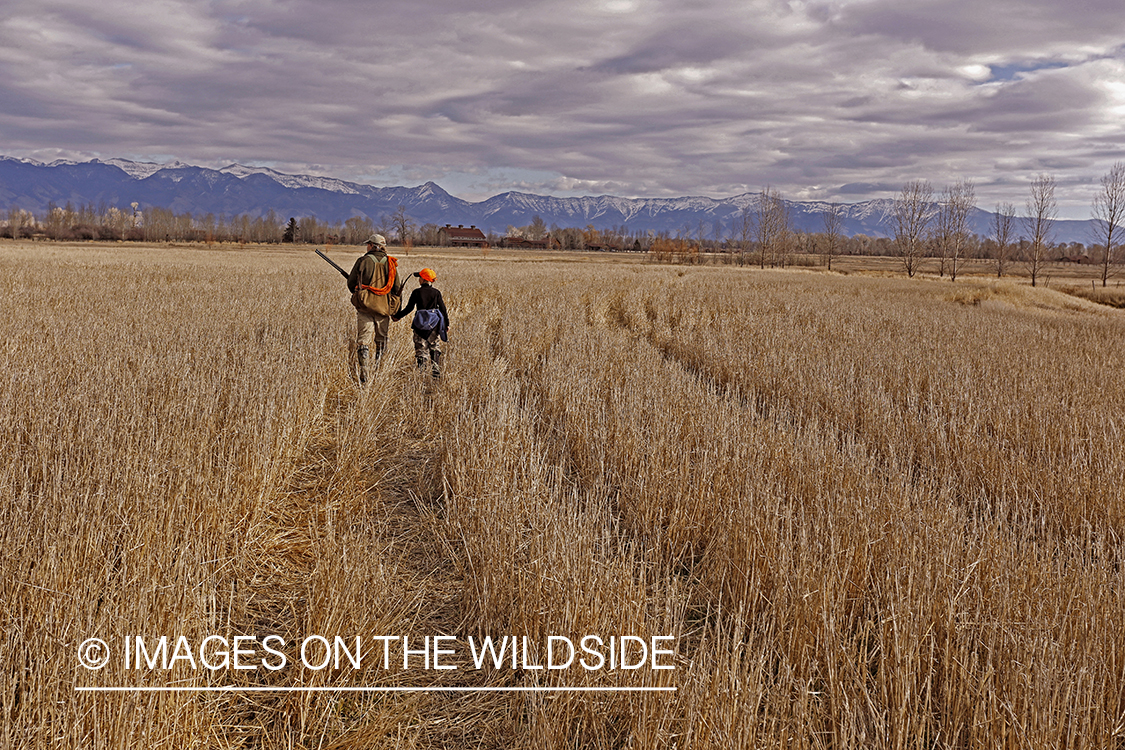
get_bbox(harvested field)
[2,241,1124,748]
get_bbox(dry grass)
[942,277,1115,314]
[2,241,1124,748]
[1061,283,1125,309]
[0,243,440,747]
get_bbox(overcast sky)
[1,0,1123,216]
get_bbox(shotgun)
[315,248,349,278]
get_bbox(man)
[347,234,403,383]
[392,267,449,378]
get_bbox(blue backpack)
[413,308,444,332]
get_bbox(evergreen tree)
[283,217,298,243]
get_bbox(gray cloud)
[836,0,1125,56]
[0,0,1123,214]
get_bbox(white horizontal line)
[77,686,676,693]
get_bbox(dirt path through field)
[213,359,517,748]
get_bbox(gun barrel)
[315,249,349,278]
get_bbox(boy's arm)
[393,289,419,320]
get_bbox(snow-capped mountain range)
[0,156,1098,243]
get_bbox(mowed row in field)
[2,242,1123,748]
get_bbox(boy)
[392,268,449,377]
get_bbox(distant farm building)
[500,235,560,250]
[439,224,489,248]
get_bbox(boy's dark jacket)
[394,283,450,341]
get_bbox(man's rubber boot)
[374,341,386,363]
[416,355,428,372]
[357,346,370,384]
[431,351,442,379]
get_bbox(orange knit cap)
[419,268,436,282]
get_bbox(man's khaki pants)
[357,309,390,348]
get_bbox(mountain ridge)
[0,156,1100,244]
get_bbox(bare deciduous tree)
[528,215,547,240]
[343,216,374,245]
[935,180,975,282]
[1092,162,1125,287]
[892,180,934,278]
[755,187,791,269]
[1023,174,1057,287]
[821,202,844,271]
[991,202,1016,278]
[389,205,414,247]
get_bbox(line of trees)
[889,165,1124,286]
[0,201,477,249]
[0,202,392,245]
[1,202,290,243]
